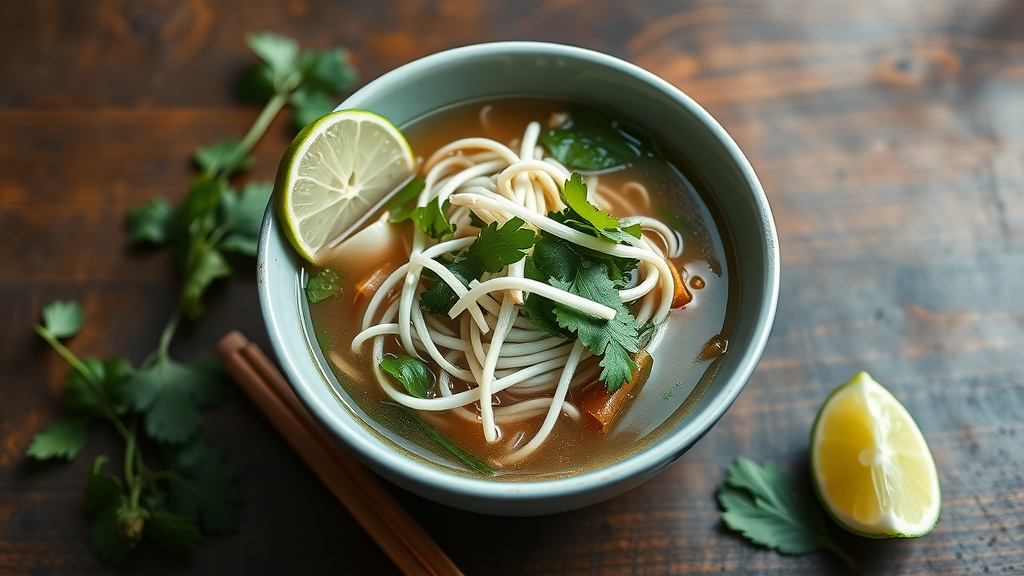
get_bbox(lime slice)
[274,109,415,263]
[810,372,941,538]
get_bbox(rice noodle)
[348,120,683,467]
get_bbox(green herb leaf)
[387,177,426,223]
[289,86,336,130]
[379,354,435,399]
[298,48,357,95]
[306,269,340,304]
[411,197,456,239]
[83,456,124,514]
[718,457,854,568]
[387,403,494,475]
[83,456,131,567]
[164,436,241,533]
[246,32,299,88]
[217,181,271,257]
[418,259,476,314]
[464,216,538,273]
[180,247,233,321]
[64,357,133,418]
[127,198,175,245]
[144,511,201,556]
[26,418,89,460]
[236,61,276,105]
[552,174,641,244]
[194,137,253,178]
[549,266,639,391]
[122,357,226,444]
[540,108,642,172]
[418,217,536,313]
[41,300,85,339]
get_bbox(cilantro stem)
[156,309,181,362]
[33,324,98,386]
[230,92,289,174]
[828,543,856,569]
[124,418,138,494]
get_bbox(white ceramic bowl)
[258,41,779,515]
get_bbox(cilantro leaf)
[122,357,226,444]
[387,403,494,475]
[194,137,253,178]
[246,32,299,88]
[718,458,854,568]
[180,247,233,321]
[561,173,619,230]
[379,354,435,399]
[387,177,425,223]
[298,48,357,95]
[236,60,276,105]
[464,216,538,273]
[549,266,639,390]
[541,108,661,172]
[63,357,133,418]
[218,181,271,257]
[41,300,85,339]
[144,511,201,556]
[164,437,241,533]
[418,217,536,313]
[83,456,131,566]
[411,197,456,239]
[552,174,641,244]
[289,86,336,130]
[127,198,175,245]
[83,456,124,514]
[26,418,89,460]
[306,269,340,304]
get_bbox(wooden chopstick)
[217,331,464,576]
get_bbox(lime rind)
[275,109,415,263]
[810,372,941,539]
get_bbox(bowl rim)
[258,40,780,508]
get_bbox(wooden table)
[3,1,1022,574]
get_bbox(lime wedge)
[810,372,941,538]
[274,109,415,263]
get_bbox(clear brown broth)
[306,98,732,480]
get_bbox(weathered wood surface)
[2,1,1022,574]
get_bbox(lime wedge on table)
[275,109,415,263]
[810,372,941,538]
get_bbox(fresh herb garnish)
[411,197,457,239]
[387,403,494,475]
[306,269,341,303]
[379,354,436,399]
[28,31,358,567]
[529,233,640,391]
[654,206,695,236]
[419,217,538,313]
[551,173,643,244]
[718,457,854,568]
[387,177,426,223]
[540,108,660,172]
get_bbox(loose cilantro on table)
[28,32,358,567]
[718,457,854,568]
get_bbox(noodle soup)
[305,98,732,480]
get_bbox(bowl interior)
[258,41,779,515]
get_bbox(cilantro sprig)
[419,216,539,313]
[718,458,855,568]
[28,32,358,567]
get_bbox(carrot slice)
[580,350,654,433]
[354,266,392,307]
[666,260,692,308]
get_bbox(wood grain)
[2,0,1023,574]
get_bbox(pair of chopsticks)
[217,331,464,576]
